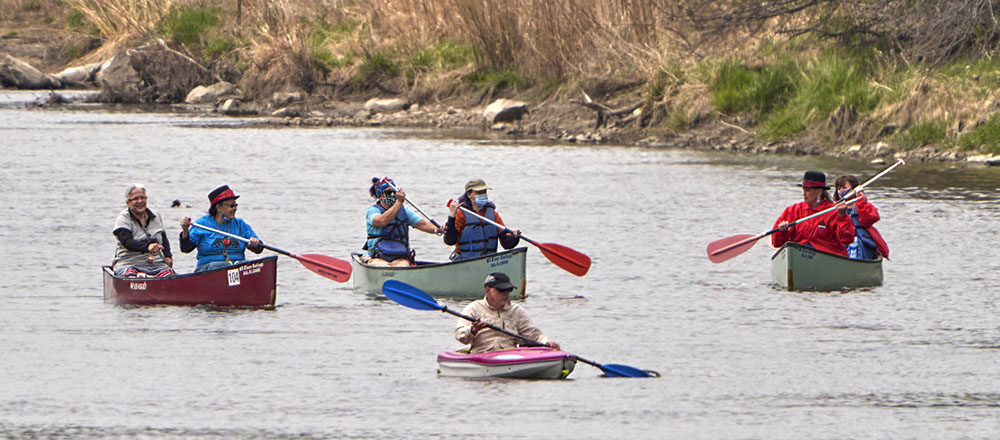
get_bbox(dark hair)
[833,175,860,201]
[209,205,218,216]
[369,177,381,198]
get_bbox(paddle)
[450,202,591,277]
[706,158,906,263]
[189,223,352,282]
[382,280,657,378]
[382,179,442,229]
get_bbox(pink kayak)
[437,347,577,379]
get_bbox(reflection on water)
[1,90,998,439]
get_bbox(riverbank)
[3,0,1000,166]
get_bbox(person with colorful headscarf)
[111,184,175,277]
[443,178,520,261]
[771,171,856,257]
[179,185,263,272]
[834,174,890,260]
[362,177,440,267]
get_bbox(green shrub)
[411,42,473,71]
[761,49,882,138]
[66,8,86,28]
[960,115,1000,154]
[7,30,18,37]
[352,53,400,89]
[711,60,794,114]
[158,6,220,48]
[22,1,41,11]
[44,17,55,24]
[66,42,83,61]
[892,119,948,150]
[204,37,235,58]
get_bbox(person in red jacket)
[771,171,855,257]
[834,175,890,260]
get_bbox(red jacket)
[771,200,856,257]
[850,197,890,259]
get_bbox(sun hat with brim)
[465,178,491,192]
[484,272,517,290]
[208,185,240,207]
[797,171,830,189]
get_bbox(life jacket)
[456,205,499,260]
[367,202,410,261]
[846,208,881,260]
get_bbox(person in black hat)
[454,272,560,354]
[771,171,856,257]
[443,178,520,261]
[179,185,264,272]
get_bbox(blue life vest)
[846,208,879,260]
[456,207,499,260]
[367,203,410,261]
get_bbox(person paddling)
[362,177,441,267]
[834,174,890,260]
[443,178,520,261]
[111,184,175,277]
[772,171,855,257]
[455,272,560,354]
[179,185,264,272]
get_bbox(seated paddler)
[111,184,176,277]
[772,170,855,257]
[443,178,520,261]
[455,272,560,354]
[179,185,263,272]
[362,177,441,267]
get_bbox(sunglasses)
[221,203,238,208]
[128,196,148,202]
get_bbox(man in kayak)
[111,183,175,277]
[362,177,441,267]
[455,272,560,354]
[443,178,520,261]
[772,170,856,257]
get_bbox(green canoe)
[351,247,527,298]
[770,242,883,291]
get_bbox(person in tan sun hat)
[442,178,520,261]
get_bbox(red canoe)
[102,256,278,307]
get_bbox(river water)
[1,90,998,439]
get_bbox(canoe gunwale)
[770,242,883,291]
[102,255,278,307]
[351,247,528,298]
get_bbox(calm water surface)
[1,91,998,439]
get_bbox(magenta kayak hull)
[437,347,577,379]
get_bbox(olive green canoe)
[351,247,527,298]
[771,242,883,291]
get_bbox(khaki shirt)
[454,298,549,354]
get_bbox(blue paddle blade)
[600,363,653,378]
[382,280,444,311]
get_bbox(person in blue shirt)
[179,185,264,272]
[362,177,441,267]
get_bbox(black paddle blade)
[382,280,444,311]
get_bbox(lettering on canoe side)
[487,253,514,268]
[239,261,263,276]
[129,282,147,290]
[228,268,241,286]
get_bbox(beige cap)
[465,179,490,192]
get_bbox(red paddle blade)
[706,234,759,264]
[535,242,591,276]
[295,253,352,282]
